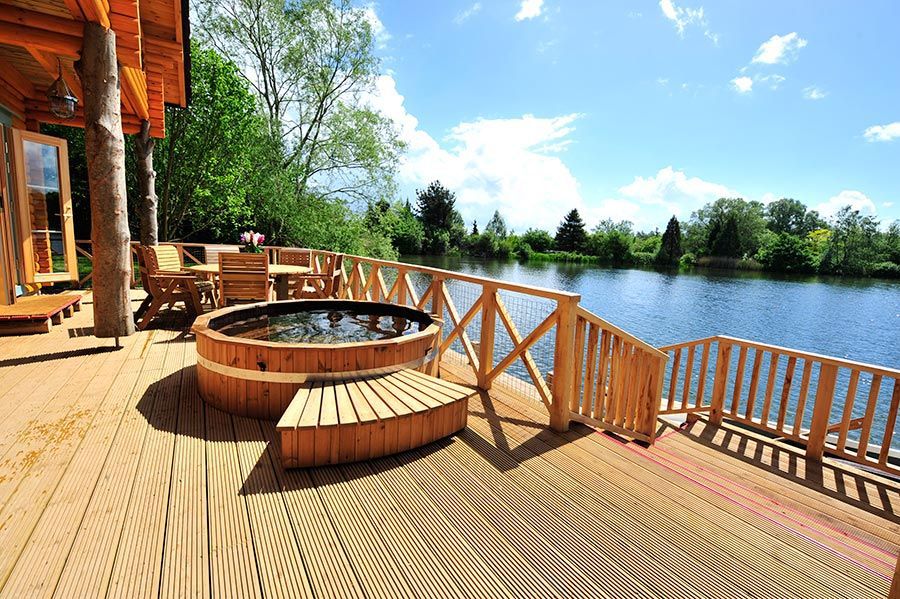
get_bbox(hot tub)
[192,299,442,419]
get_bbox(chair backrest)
[280,249,311,268]
[219,253,269,305]
[323,253,344,297]
[140,244,183,297]
[204,244,242,265]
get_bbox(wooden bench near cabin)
[276,369,472,468]
[0,293,82,335]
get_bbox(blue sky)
[362,1,900,233]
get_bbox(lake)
[402,255,899,372]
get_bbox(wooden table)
[186,263,311,301]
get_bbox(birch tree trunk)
[135,119,158,245]
[77,22,135,338]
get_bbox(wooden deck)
[0,293,897,598]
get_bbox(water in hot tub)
[219,309,423,343]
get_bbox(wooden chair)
[218,253,272,306]
[135,244,217,331]
[279,249,311,268]
[204,244,242,266]
[292,252,344,299]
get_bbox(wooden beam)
[0,6,141,68]
[0,58,37,98]
[122,66,149,119]
[26,47,84,100]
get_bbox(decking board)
[0,292,895,599]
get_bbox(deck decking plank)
[0,334,144,598]
[0,292,894,598]
[456,368,894,598]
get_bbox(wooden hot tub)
[192,299,442,419]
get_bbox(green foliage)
[585,220,634,265]
[756,232,815,273]
[555,209,588,252]
[414,181,465,254]
[819,206,879,275]
[765,198,826,236]
[686,198,767,258]
[365,199,423,255]
[152,41,262,241]
[520,228,555,252]
[485,210,508,238]
[655,215,683,266]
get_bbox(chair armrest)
[150,272,196,280]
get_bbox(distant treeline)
[365,181,900,279]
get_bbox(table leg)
[276,275,290,301]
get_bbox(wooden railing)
[570,307,669,443]
[659,335,900,475]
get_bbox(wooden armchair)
[204,244,242,266]
[292,252,344,299]
[135,244,217,331]
[218,253,273,306]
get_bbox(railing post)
[396,268,407,305]
[709,340,732,425]
[550,295,579,432]
[476,284,497,390]
[431,276,444,318]
[807,363,838,461]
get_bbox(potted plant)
[240,230,265,253]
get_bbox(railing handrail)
[576,305,668,361]
[342,253,581,302]
[660,334,899,379]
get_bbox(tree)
[471,220,478,235]
[555,209,587,252]
[415,181,461,254]
[687,198,767,257]
[655,215,683,266]
[756,233,815,273]
[196,0,402,203]
[520,228,555,252]
[78,22,134,337]
[365,199,423,255]
[153,42,265,241]
[819,206,879,275]
[765,198,825,236]
[485,210,508,238]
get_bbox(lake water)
[403,255,899,369]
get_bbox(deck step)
[276,368,472,468]
[0,294,82,335]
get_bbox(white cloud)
[731,76,753,93]
[367,74,587,231]
[816,190,877,219]
[515,0,543,22]
[803,86,827,100]
[863,121,900,142]
[658,0,718,43]
[616,166,738,224]
[752,32,807,65]
[884,201,895,208]
[758,74,785,90]
[454,3,481,25]
[361,3,391,49]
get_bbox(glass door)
[10,129,77,284]
[0,125,17,304]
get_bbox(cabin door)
[9,129,78,285]
[0,125,17,304]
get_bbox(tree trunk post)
[135,119,158,245]
[77,22,135,338]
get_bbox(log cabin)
[0,0,188,335]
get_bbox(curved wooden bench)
[276,369,472,468]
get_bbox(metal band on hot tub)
[196,348,438,383]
